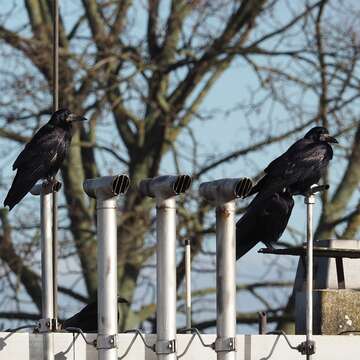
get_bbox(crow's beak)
[325,135,338,144]
[67,114,88,123]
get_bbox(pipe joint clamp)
[96,334,118,349]
[38,318,58,333]
[214,337,236,352]
[298,340,316,355]
[155,339,177,354]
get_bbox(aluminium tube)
[216,201,236,360]
[97,197,118,360]
[52,0,59,327]
[258,312,267,335]
[305,193,315,360]
[156,197,177,360]
[41,191,54,360]
[185,239,191,330]
[83,175,130,360]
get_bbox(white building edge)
[1,333,359,359]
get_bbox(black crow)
[247,126,338,201]
[236,190,294,259]
[4,109,86,210]
[61,297,129,333]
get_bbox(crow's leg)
[264,242,274,250]
[44,175,62,192]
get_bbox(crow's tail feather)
[236,239,259,260]
[4,171,39,210]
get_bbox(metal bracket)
[38,318,58,333]
[298,340,316,355]
[0,338,6,351]
[155,339,177,354]
[214,337,236,352]
[304,194,315,205]
[305,184,329,197]
[96,334,118,349]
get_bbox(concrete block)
[295,289,360,334]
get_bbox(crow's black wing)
[236,193,294,259]
[236,200,270,259]
[260,193,294,247]
[62,302,98,332]
[4,162,48,210]
[61,297,128,332]
[264,140,331,177]
[248,140,331,198]
[13,123,58,170]
[236,213,259,259]
[5,125,64,210]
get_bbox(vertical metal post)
[305,194,315,360]
[41,191,54,360]
[184,239,191,330]
[53,0,59,111]
[41,192,54,325]
[97,197,118,360]
[215,201,236,360]
[31,182,61,359]
[83,175,130,360]
[156,197,177,360]
[258,312,267,335]
[52,0,59,326]
[139,175,191,359]
[199,177,252,359]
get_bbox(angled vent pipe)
[199,177,252,205]
[139,174,191,199]
[84,175,130,199]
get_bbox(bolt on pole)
[199,178,252,360]
[83,175,130,360]
[31,181,62,360]
[139,175,192,360]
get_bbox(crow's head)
[304,126,338,143]
[49,109,87,128]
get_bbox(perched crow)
[61,297,129,333]
[236,191,294,259]
[247,126,338,201]
[4,109,86,210]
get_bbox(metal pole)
[216,201,236,360]
[42,334,54,360]
[156,197,177,360]
[31,181,62,359]
[139,175,191,359]
[258,312,267,335]
[305,193,315,360]
[97,197,118,360]
[53,0,59,111]
[52,0,59,326]
[199,177,252,358]
[83,175,130,360]
[41,191,54,360]
[41,192,54,325]
[184,239,191,330]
